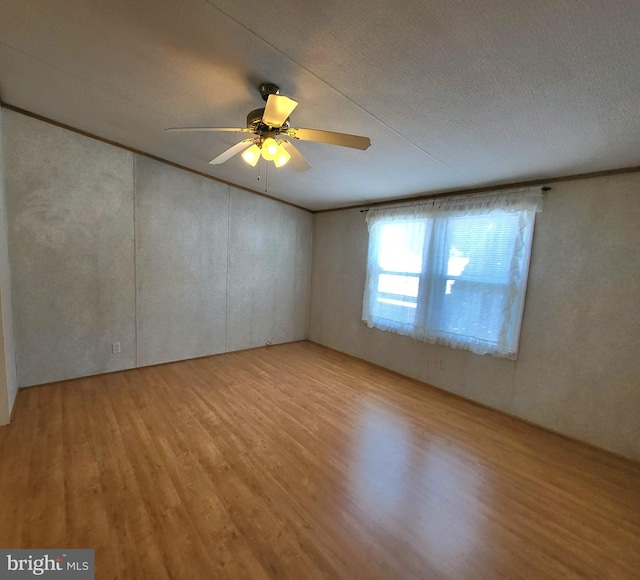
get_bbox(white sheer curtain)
[362,188,543,358]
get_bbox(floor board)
[1,341,639,579]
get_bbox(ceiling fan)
[166,83,371,172]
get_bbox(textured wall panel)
[227,187,305,351]
[3,111,313,389]
[293,210,313,341]
[511,174,640,459]
[309,174,640,460]
[135,156,229,366]
[4,110,136,387]
[0,107,18,423]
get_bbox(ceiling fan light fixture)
[241,143,261,166]
[274,144,291,168]
[167,83,369,174]
[261,137,279,160]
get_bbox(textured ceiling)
[1,0,639,210]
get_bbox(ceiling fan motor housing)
[247,107,290,133]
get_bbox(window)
[362,189,543,358]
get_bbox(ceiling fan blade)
[166,127,251,133]
[286,127,371,150]
[209,139,254,165]
[280,141,311,172]
[262,94,298,128]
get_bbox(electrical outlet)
[436,357,445,370]
[112,342,121,354]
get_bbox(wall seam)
[224,186,231,352]
[133,155,139,367]
[293,212,299,339]
[307,215,317,341]
[305,214,313,340]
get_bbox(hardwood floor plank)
[0,341,638,579]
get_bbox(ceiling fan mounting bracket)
[259,82,280,102]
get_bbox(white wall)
[309,173,640,461]
[135,156,229,367]
[227,187,311,350]
[0,107,18,424]
[134,156,311,365]
[3,109,312,387]
[5,110,137,387]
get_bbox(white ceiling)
[1,0,639,211]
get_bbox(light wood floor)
[1,341,638,579]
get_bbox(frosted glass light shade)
[274,145,291,168]
[261,137,279,160]
[241,144,261,166]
